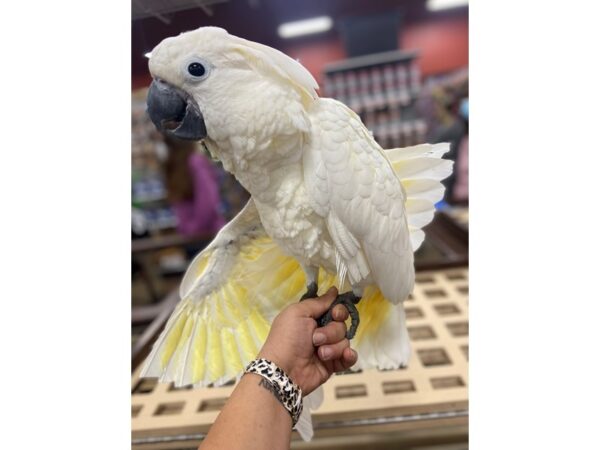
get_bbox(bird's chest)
[206,139,334,267]
[252,167,329,263]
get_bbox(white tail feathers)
[354,298,411,371]
[386,143,453,251]
[295,387,324,441]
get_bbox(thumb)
[301,287,338,318]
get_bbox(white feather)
[405,198,435,229]
[293,387,324,441]
[386,142,450,160]
[295,407,314,441]
[409,228,426,251]
[402,179,446,204]
[227,33,319,100]
[393,157,454,181]
[335,250,348,290]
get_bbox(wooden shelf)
[132,232,214,254]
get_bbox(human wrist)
[245,358,303,427]
[241,372,294,427]
[257,347,304,391]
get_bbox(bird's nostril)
[154,78,170,90]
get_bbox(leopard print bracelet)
[244,358,303,427]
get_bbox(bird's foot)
[299,282,318,301]
[317,292,361,340]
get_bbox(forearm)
[199,373,292,450]
[198,291,357,449]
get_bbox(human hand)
[257,287,358,395]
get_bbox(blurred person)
[200,287,357,450]
[453,98,469,202]
[163,134,226,236]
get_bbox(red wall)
[285,15,468,85]
[403,15,468,76]
[283,39,347,86]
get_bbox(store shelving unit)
[322,49,427,150]
[132,89,179,233]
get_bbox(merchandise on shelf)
[322,50,427,150]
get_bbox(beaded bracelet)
[245,358,303,427]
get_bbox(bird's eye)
[182,58,211,82]
[187,62,205,77]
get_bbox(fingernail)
[313,332,326,345]
[321,347,332,360]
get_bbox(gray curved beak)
[146,79,207,141]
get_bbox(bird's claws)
[317,292,361,339]
[299,282,318,301]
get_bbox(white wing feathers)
[140,199,267,386]
[304,98,415,304]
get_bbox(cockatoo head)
[146,27,318,144]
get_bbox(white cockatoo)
[141,27,453,440]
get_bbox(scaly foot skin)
[317,292,361,339]
[299,281,318,301]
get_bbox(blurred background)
[132,1,468,448]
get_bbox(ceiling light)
[426,0,468,11]
[144,52,152,59]
[278,16,333,39]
